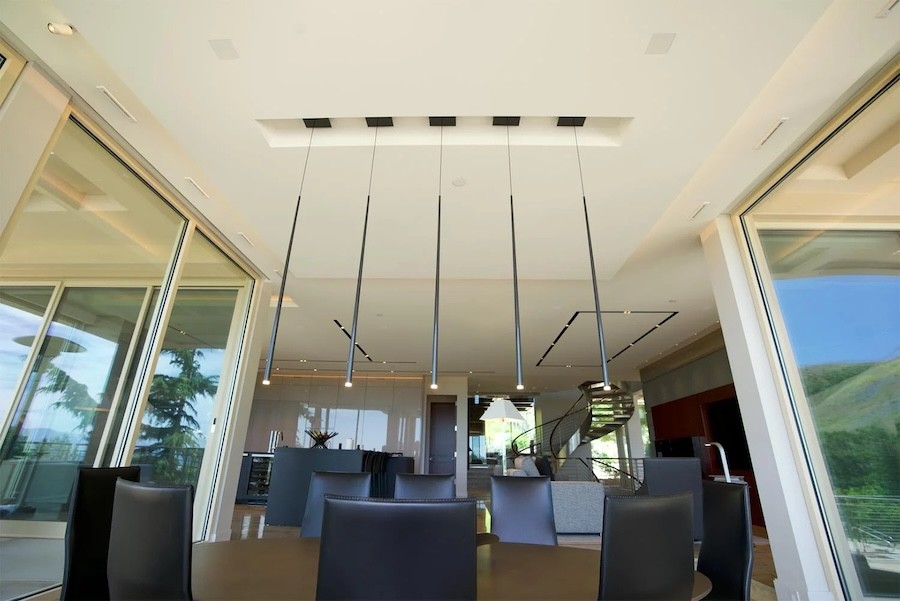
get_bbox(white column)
[701,216,839,601]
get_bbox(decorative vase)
[306,430,338,449]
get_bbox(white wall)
[0,65,68,242]
[246,374,425,469]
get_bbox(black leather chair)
[394,473,455,499]
[107,479,194,601]
[697,481,753,600]
[60,466,141,601]
[637,457,704,540]
[599,493,695,601]
[317,496,476,600]
[490,475,557,545]
[300,471,371,538]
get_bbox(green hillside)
[804,358,900,433]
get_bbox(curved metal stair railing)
[510,393,588,458]
[510,381,637,484]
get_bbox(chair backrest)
[490,475,557,545]
[599,493,695,601]
[61,466,141,601]
[107,479,194,601]
[317,496,476,601]
[638,457,704,540]
[533,456,554,480]
[394,473,455,499]
[697,481,753,601]
[300,471,371,538]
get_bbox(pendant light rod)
[574,127,611,389]
[262,128,315,385]
[346,126,380,387]
[430,126,443,390]
[506,125,524,391]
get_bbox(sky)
[772,274,900,367]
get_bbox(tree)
[140,348,218,484]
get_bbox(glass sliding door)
[129,230,253,535]
[0,287,147,521]
[0,287,55,425]
[743,74,899,599]
[0,105,256,595]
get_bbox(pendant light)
[345,118,388,387]
[496,116,525,391]
[429,117,452,389]
[262,126,318,385]
[566,117,611,390]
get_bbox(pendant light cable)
[262,128,316,385]
[507,125,525,391]
[430,126,443,390]
[345,126,380,387]
[574,126,611,389]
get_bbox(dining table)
[192,537,712,600]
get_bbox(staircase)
[512,381,636,483]
[579,381,635,442]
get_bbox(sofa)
[501,456,605,534]
[551,480,605,534]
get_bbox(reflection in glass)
[0,287,54,423]
[759,230,900,597]
[0,287,145,521]
[131,288,239,487]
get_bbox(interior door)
[427,399,456,475]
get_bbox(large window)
[743,74,899,599]
[0,114,255,598]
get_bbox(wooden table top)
[192,537,711,600]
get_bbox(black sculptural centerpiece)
[306,430,338,449]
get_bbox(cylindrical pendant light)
[503,122,525,391]
[572,123,611,390]
[430,125,444,390]
[262,127,316,385]
[345,124,381,387]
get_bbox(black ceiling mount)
[557,116,586,127]
[492,116,520,126]
[303,118,332,128]
[429,116,457,126]
[366,117,393,127]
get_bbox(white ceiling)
[1,1,898,396]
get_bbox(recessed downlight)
[47,23,75,35]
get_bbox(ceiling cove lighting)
[498,118,525,391]
[429,118,453,390]
[564,117,611,391]
[262,127,316,385]
[346,120,388,387]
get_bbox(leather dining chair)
[61,466,141,601]
[599,493,695,601]
[300,471,371,538]
[107,479,194,601]
[636,457,704,541]
[317,496,477,600]
[394,473,455,499]
[697,481,754,600]
[490,475,558,545]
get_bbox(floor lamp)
[480,398,525,475]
